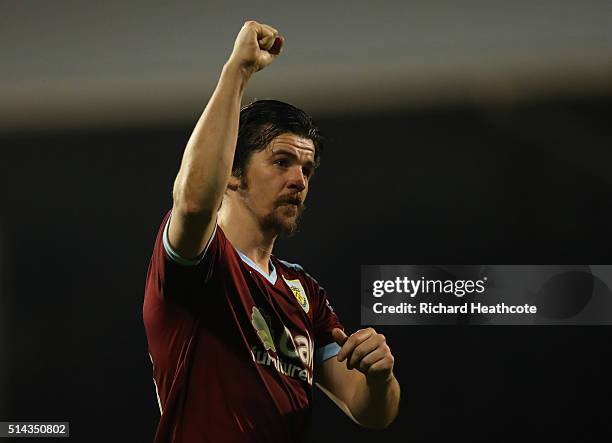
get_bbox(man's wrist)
[222,60,253,87]
[366,372,396,389]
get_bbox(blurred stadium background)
[1,1,611,442]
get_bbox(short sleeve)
[162,211,218,266]
[147,210,224,303]
[312,284,344,365]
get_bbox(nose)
[287,166,306,192]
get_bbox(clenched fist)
[332,327,395,384]
[227,20,284,76]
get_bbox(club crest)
[283,277,310,313]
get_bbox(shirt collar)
[235,249,277,285]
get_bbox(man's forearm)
[331,327,400,429]
[172,62,250,215]
[349,374,401,429]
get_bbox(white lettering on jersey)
[250,310,314,384]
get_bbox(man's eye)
[302,167,312,178]
[275,159,289,167]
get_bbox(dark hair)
[233,99,324,178]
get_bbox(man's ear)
[227,174,240,192]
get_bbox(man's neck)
[218,204,277,275]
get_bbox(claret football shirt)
[143,210,344,442]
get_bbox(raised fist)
[227,20,284,76]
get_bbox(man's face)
[236,133,316,236]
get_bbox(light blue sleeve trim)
[315,342,341,364]
[162,214,217,266]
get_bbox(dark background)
[2,1,612,440]
[2,95,612,442]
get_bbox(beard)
[260,194,306,237]
[237,176,306,237]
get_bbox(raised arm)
[168,21,284,259]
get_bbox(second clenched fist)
[227,20,284,76]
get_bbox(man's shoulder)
[276,258,305,273]
[276,258,321,286]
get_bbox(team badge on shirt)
[283,277,309,314]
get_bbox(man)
[143,20,400,442]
